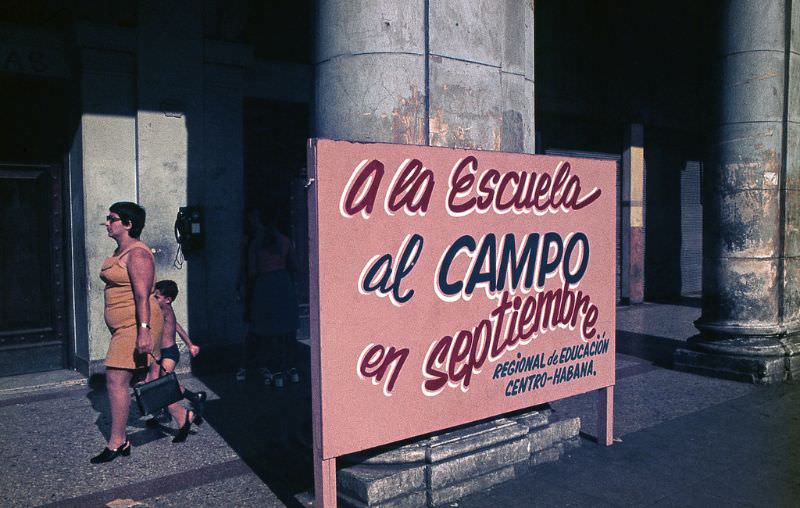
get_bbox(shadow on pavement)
[83,342,314,506]
[193,344,314,507]
[86,376,210,452]
[616,329,687,368]
[646,295,702,308]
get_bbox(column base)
[333,408,581,507]
[674,334,800,384]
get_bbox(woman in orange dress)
[91,202,197,463]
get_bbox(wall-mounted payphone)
[174,206,204,253]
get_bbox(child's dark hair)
[155,280,179,301]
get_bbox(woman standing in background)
[235,208,299,386]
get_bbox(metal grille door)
[680,161,703,295]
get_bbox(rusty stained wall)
[389,84,426,145]
[707,121,785,329]
[314,0,534,153]
[427,0,534,153]
[315,0,426,144]
[428,57,504,150]
[315,54,426,144]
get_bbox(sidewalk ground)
[461,300,799,507]
[0,364,312,507]
[1,300,797,507]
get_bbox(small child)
[146,280,206,429]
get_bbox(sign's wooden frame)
[307,139,615,507]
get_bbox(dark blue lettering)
[392,234,423,303]
[465,234,497,295]
[537,232,563,287]
[361,234,424,304]
[497,233,540,291]
[437,235,476,296]
[363,254,392,293]
[564,232,589,285]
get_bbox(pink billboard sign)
[308,139,616,460]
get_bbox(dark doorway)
[0,164,68,375]
[243,98,311,305]
[534,0,714,305]
[0,73,71,376]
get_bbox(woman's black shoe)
[90,440,131,463]
[173,410,195,443]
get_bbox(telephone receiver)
[174,206,204,252]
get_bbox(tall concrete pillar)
[200,42,252,347]
[675,0,800,383]
[136,1,204,340]
[70,24,138,375]
[315,0,534,152]
[621,124,645,304]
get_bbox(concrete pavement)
[0,300,798,507]
[459,301,799,507]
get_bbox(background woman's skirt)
[249,269,299,336]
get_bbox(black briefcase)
[133,357,183,416]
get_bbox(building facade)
[0,0,797,383]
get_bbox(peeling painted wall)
[315,0,535,153]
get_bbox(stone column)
[200,41,252,348]
[428,0,535,152]
[675,0,800,383]
[621,124,645,304]
[315,1,427,144]
[136,1,203,340]
[70,24,138,375]
[315,0,535,152]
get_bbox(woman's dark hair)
[110,201,146,238]
[155,279,179,301]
